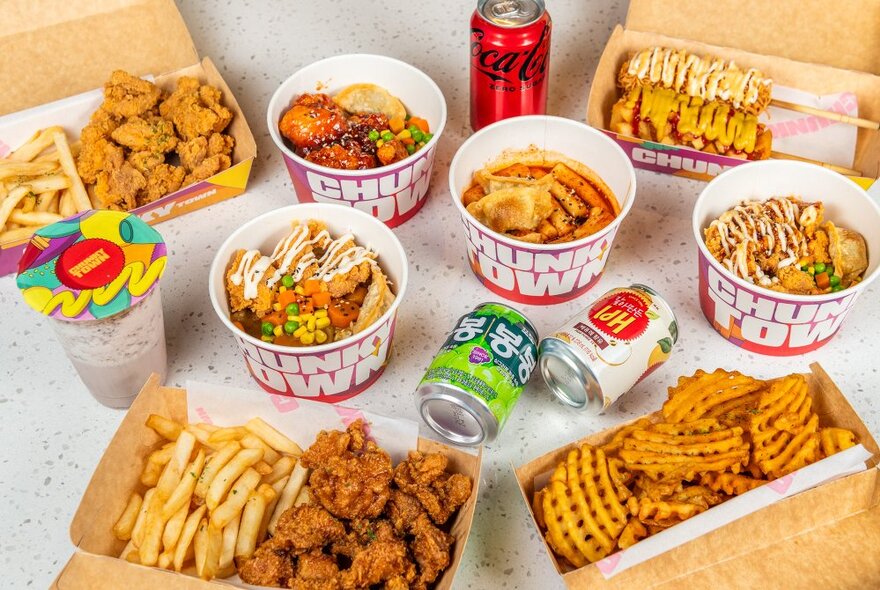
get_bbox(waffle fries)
[533,368,859,568]
[541,445,630,567]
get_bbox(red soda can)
[470,0,552,131]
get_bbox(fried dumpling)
[466,185,554,234]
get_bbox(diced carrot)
[389,117,405,133]
[265,310,287,325]
[278,290,298,308]
[401,137,415,146]
[303,279,322,296]
[328,300,360,328]
[233,321,245,332]
[274,333,299,347]
[409,117,429,134]
[815,272,830,289]
[312,291,331,307]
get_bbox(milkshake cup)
[16,210,168,407]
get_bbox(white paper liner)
[185,380,419,464]
[594,443,872,578]
[762,86,858,169]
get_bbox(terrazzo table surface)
[3,0,879,588]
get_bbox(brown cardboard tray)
[514,363,880,589]
[53,375,481,589]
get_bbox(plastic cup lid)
[16,210,167,321]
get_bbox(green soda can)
[416,302,539,446]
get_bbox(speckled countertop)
[2,1,879,588]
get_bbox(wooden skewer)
[770,99,880,131]
[770,151,862,177]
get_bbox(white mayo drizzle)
[708,198,812,284]
[627,47,772,109]
[265,226,331,288]
[234,224,379,302]
[230,250,273,300]
[313,234,378,282]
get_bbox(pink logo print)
[334,406,368,431]
[596,551,623,575]
[195,406,213,424]
[767,474,794,495]
[270,394,300,413]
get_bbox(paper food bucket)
[208,203,409,401]
[449,115,637,304]
[267,54,447,228]
[693,160,880,355]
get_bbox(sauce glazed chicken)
[279,84,433,170]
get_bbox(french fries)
[114,413,306,581]
[0,127,90,243]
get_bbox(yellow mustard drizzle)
[627,87,759,153]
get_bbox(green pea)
[423,132,434,143]
[831,284,843,292]
[284,320,299,334]
[281,274,294,288]
[368,129,380,142]
[285,302,300,316]
[408,125,420,136]
[406,143,416,155]
[800,265,809,272]
[411,130,424,142]
[813,262,826,273]
[261,322,274,336]
[829,274,841,287]
[381,131,394,142]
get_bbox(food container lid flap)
[0,0,199,115]
[625,0,880,75]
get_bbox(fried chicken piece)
[305,143,376,170]
[393,451,472,525]
[344,113,387,155]
[238,537,295,587]
[110,115,178,153]
[177,133,235,171]
[183,154,232,185]
[138,163,185,206]
[127,150,165,175]
[94,161,146,211]
[300,420,393,520]
[102,70,162,118]
[77,135,124,184]
[339,536,414,590]
[159,76,233,140]
[376,139,408,166]
[290,550,341,590]
[225,249,277,318]
[410,513,454,587]
[280,93,348,151]
[330,520,398,560]
[385,490,427,535]
[272,505,346,554]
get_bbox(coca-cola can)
[470,0,552,131]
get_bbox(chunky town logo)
[238,317,394,399]
[702,263,857,353]
[304,148,434,222]
[470,24,550,90]
[464,218,614,300]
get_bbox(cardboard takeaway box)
[0,0,257,275]
[586,0,880,183]
[51,375,481,589]
[515,363,880,590]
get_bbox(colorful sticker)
[16,210,166,321]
